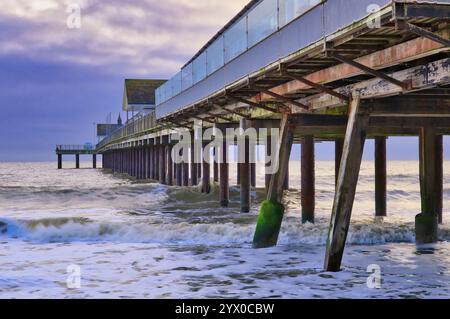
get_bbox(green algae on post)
[253,200,285,249]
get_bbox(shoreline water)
[1,161,450,298]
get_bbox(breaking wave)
[2,216,449,246]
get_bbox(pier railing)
[96,112,158,151]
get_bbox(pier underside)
[96,2,450,271]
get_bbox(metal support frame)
[329,52,410,90]
[397,21,450,48]
[228,96,279,113]
[250,85,308,110]
[282,70,349,101]
[215,105,252,120]
[207,112,234,123]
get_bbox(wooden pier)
[73,1,450,272]
[55,145,97,169]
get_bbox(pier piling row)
[71,1,450,271]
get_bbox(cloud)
[0,0,249,77]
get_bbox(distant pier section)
[55,144,97,169]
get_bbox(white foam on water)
[1,161,450,298]
[2,214,449,246]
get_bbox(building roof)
[123,79,167,111]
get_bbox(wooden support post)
[202,143,211,193]
[159,139,167,185]
[182,148,189,187]
[166,143,173,186]
[128,149,132,176]
[324,96,369,272]
[240,119,251,213]
[93,154,97,169]
[143,147,147,178]
[137,148,142,179]
[75,154,80,169]
[141,147,145,178]
[219,139,229,207]
[141,147,146,179]
[237,162,241,185]
[265,135,272,192]
[58,154,62,169]
[176,162,182,186]
[251,162,256,188]
[301,135,315,224]
[436,135,444,224]
[253,113,294,248]
[149,141,154,179]
[375,137,387,217]
[416,127,439,243]
[134,149,138,177]
[144,147,149,179]
[213,147,219,183]
[130,149,134,176]
[335,139,344,186]
[191,132,198,186]
[154,139,160,181]
[283,162,289,190]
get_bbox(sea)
[1,160,450,299]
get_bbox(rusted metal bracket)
[397,20,450,48]
[281,69,349,102]
[329,52,411,90]
[249,84,309,110]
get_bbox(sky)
[0,0,448,162]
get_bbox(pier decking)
[76,0,450,271]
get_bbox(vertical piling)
[166,143,174,186]
[182,148,189,187]
[159,137,167,184]
[149,140,154,179]
[237,162,241,185]
[191,132,198,186]
[253,114,293,248]
[301,135,315,224]
[265,135,272,191]
[283,162,289,190]
[58,154,62,169]
[436,135,443,224]
[202,143,211,193]
[251,162,257,188]
[240,119,251,213]
[154,138,160,181]
[416,127,439,244]
[93,154,97,169]
[375,136,387,217]
[335,139,344,186]
[213,148,219,183]
[75,154,80,169]
[176,162,182,186]
[219,138,229,207]
[324,96,368,272]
